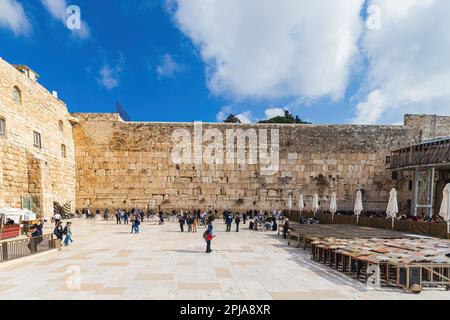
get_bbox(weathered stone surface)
[1,57,449,215]
[72,113,444,213]
[0,58,76,215]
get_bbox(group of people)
[223,210,245,232]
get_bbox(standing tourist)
[123,210,129,224]
[193,216,198,233]
[179,214,186,232]
[225,213,232,232]
[242,212,247,225]
[63,222,73,246]
[103,209,109,221]
[283,218,290,239]
[204,217,215,253]
[187,214,193,232]
[115,210,122,224]
[235,213,241,232]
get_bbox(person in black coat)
[54,221,64,240]
[235,213,241,232]
[179,215,186,232]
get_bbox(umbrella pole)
[392,217,395,230]
[356,214,359,225]
[447,221,449,239]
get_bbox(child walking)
[63,222,73,246]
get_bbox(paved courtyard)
[0,219,449,300]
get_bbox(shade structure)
[330,192,337,223]
[387,188,399,219]
[354,190,363,216]
[330,192,337,214]
[439,184,450,222]
[288,195,293,210]
[298,194,305,211]
[386,188,399,229]
[312,193,320,216]
[354,190,363,224]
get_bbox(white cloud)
[264,107,286,119]
[0,0,31,36]
[41,0,90,39]
[353,0,450,124]
[98,66,119,90]
[216,106,232,122]
[352,90,387,124]
[169,0,364,101]
[236,111,252,124]
[97,54,124,90]
[156,53,183,78]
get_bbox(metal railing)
[0,233,55,263]
[390,137,450,169]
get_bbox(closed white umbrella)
[386,188,399,229]
[312,193,320,217]
[439,184,450,235]
[287,195,293,218]
[330,192,337,222]
[298,194,305,220]
[288,195,293,210]
[354,190,364,224]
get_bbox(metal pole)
[429,167,435,217]
[411,168,419,217]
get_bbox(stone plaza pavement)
[0,219,449,300]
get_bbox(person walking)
[235,213,241,232]
[204,217,215,253]
[63,222,73,246]
[54,221,64,241]
[54,212,62,226]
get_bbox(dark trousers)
[116,218,121,224]
[283,229,288,239]
[206,240,211,253]
[226,224,231,232]
[236,223,240,232]
[180,224,184,232]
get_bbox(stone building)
[0,57,77,216]
[1,57,449,217]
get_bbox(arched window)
[13,86,22,105]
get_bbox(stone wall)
[404,114,450,140]
[0,57,76,216]
[73,113,422,213]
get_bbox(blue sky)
[1,0,449,124]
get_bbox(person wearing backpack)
[204,217,215,253]
[54,221,64,241]
[63,222,73,246]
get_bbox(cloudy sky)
[0,0,449,124]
